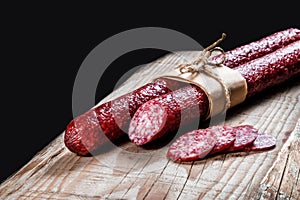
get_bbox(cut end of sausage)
[128,101,168,146]
[167,129,217,162]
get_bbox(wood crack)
[176,162,193,200]
[120,154,154,199]
[275,153,290,199]
[162,163,180,200]
[142,160,170,199]
[289,168,300,200]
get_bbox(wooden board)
[1,51,299,200]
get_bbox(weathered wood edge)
[255,119,300,200]
[0,134,69,197]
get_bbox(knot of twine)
[177,33,227,74]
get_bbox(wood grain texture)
[0,51,299,200]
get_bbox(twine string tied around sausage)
[175,33,234,117]
[177,33,227,74]
[158,33,247,118]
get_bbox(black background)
[1,3,299,183]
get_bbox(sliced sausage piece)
[167,124,277,162]
[225,125,259,152]
[167,129,217,162]
[208,125,236,154]
[245,134,276,151]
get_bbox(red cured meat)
[128,102,170,145]
[207,125,236,154]
[65,28,300,156]
[245,134,276,151]
[167,129,217,162]
[219,28,300,68]
[225,125,259,152]
[64,78,184,155]
[167,125,275,161]
[128,85,209,145]
[235,40,300,98]
[128,40,300,146]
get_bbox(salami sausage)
[167,129,217,162]
[167,125,275,161]
[224,125,259,152]
[235,40,300,98]
[65,28,300,156]
[128,40,300,145]
[219,28,300,68]
[244,134,276,151]
[64,78,185,155]
[207,125,236,154]
[128,85,209,145]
